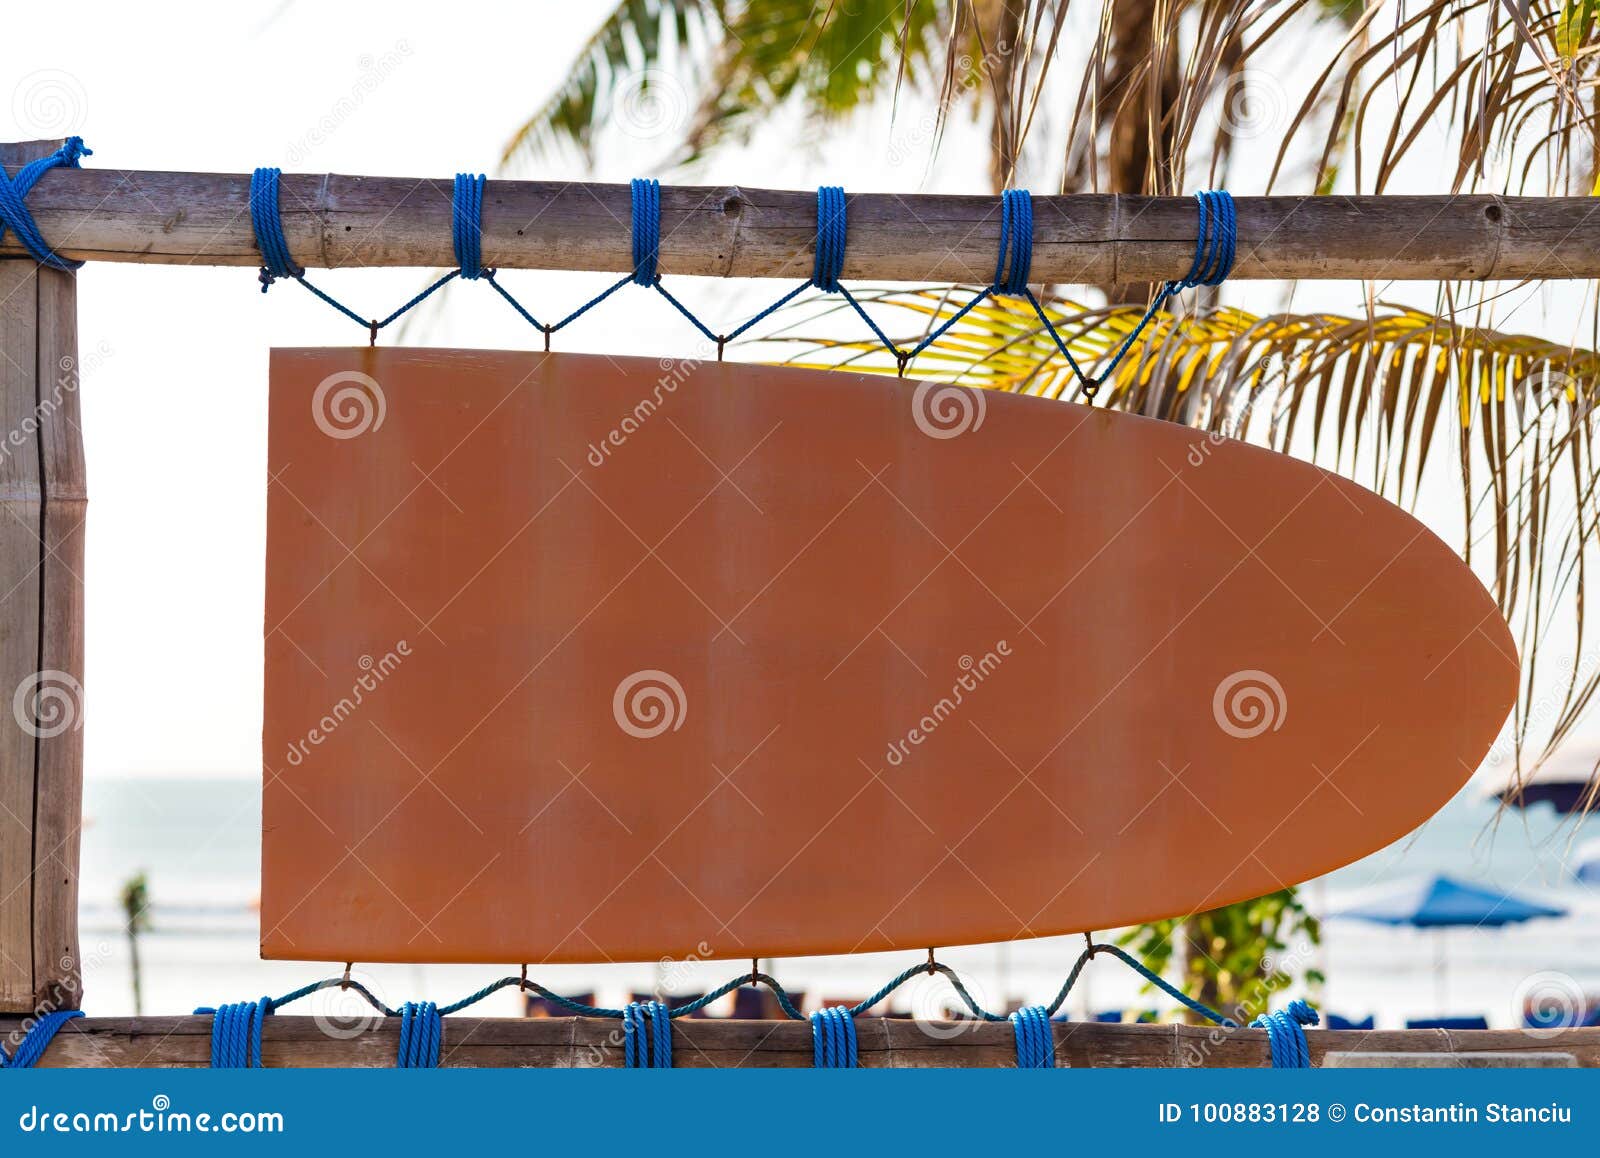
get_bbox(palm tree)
[518,0,1600,1014]
[120,872,151,1016]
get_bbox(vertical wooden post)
[0,140,85,1013]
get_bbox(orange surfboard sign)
[261,349,1517,964]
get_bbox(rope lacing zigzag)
[245,167,1236,394]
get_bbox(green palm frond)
[504,0,952,169]
[502,0,725,166]
[767,288,1600,772]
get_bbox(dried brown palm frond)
[766,287,1600,776]
[1272,0,1600,195]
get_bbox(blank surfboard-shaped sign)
[261,349,1517,964]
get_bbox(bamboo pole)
[0,140,86,1016]
[2,151,1596,282]
[7,1016,1595,1068]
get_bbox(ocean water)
[78,776,1600,1028]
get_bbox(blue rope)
[653,278,720,345]
[1251,1000,1319,1068]
[1179,189,1237,288]
[622,1003,642,1066]
[813,186,847,292]
[218,942,1231,1032]
[249,168,304,289]
[994,188,1033,295]
[1009,1004,1055,1069]
[631,178,660,286]
[397,1001,442,1068]
[195,997,272,1068]
[1077,944,1237,1026]
[0,137,91,271]
[483,272,548,332]
[190,958,1312,1070]
[452,173,486,280]
[898,187,1037,368]
[623,1000,673,1067]
[249,165,457,337]
[234,171,1236,393]
[0,1010,83,1068]
[810,1006,858,1068]
[1016,188,1237,399]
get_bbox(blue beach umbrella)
[1331,875,1566,1014]
[1334,875,1566,928]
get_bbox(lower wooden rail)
[7,1017,1596,1068]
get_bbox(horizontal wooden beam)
[2,148,1596,283]
[8,1016,1597,1068]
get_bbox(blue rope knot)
[397,1000,442,1068]
[993,188,1033,296]
[249,168,304,292]
[630,178,661,286]
[197,996,273,1068]
[0,1009,83,1068]
[0,137,92,271]
[452,173,486,280]
[1009,1004,1055,1068]
[1251,1000,1319,1068]
[623,999,673,1068]
[810,1006,859,1068]
[812,185,847,292]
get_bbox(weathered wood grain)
[6,1016,1595,1068]
[30,261,83,1014]
[0,152,1592,282]
[0,140,86,1014]
[0,256,41,1012]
